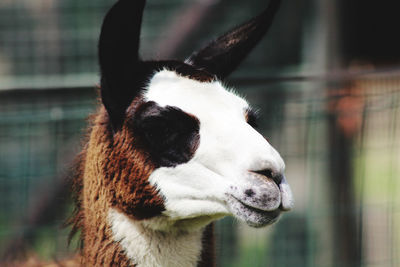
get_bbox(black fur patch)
[99,0,147,129]
[187,0,282,79]
[130,101,200,167]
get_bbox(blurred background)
[1,0,400,266]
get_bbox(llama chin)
[70,0,293,266]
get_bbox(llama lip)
[232,195,281,213]
[233,173,282,212]
[227,195,281,227]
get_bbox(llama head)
[98,0,293,231]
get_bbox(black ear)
[99,0,147,129]
[187,0,282,79]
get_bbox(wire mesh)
[0,72,399,266]
[0,0,399,266]
[0,0,305,89]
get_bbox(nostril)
[273,174,283,185]
[253,169,282,185]
[253,169,273,179]
[244,189,255,197]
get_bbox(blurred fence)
[0,87,95,260]
[0,0,305,89]
[0,70,399,266]
[1,0,400,266]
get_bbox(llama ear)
[187,0,281,79]
[99,0,147,129]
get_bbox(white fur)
[108,208,204,267]
[144,70,292,227]
[108,70,294,265]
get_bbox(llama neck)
[108,208,214,267]
[81,206,215,267]
[78,110,215,266]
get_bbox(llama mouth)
[227,195,281,227]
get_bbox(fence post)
[328,84,362,267]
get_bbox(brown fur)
[198,223,216,267]
[69,103,165,266]
[68,97,215,266]
[170,62,216,83]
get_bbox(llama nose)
[252,169,283,185]
[279,175,294,211]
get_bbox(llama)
[70,0,293,266]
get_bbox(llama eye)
[246,108,259,129]
[132,101,200,167]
